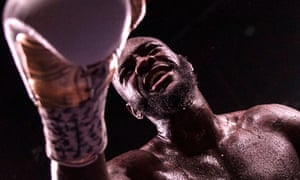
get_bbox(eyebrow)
[132,41,161,56]
[118,41,162,83]
[118,55,136,84]
[119,55,135,71]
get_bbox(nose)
[135,56,155,76]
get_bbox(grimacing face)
[112,37,197,118]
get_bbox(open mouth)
[144,65,173,92]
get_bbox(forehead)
[118,37,169,66]
[112,37,169,101]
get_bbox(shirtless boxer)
[3,0,300,179]
[3,0,145,179]
[108,37,300,179]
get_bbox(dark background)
[1,0,300,179]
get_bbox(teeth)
[144,65,172,92]
[149,71,166,87]
[151,72,172,91]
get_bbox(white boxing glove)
[2,0,146,167]
[4,0,132,65]
[3,0,134,106]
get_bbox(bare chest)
[151,132,300,179]
[152,150,230,180]
[220,130,300,179]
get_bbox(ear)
[186,60,194,72]
[177,54,194,72]
[126,103,144,120]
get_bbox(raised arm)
[2,0,145,179]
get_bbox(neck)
[152,90,221,155]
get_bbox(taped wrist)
[39,86,108,167]
[38,63,111,166]
[16,34,116,167]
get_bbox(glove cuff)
[38,80,109,167]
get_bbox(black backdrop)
[0,0,300,179]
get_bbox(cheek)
[113,74,141,101]
[125,84,141,101]
[114,80,139,102]
[163,49,179,64]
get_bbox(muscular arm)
[54,149,163,180]
[107,150,163,180]
[14,33,113,179]
[53,154,109,180]
[3,0,146,179]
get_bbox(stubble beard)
[135,57,198,119]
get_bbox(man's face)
[113,37,197,118]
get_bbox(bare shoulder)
[106,149,163,179]
[237,103,300,130]
[248,103,299,114]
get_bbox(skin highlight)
[108,37,300,179]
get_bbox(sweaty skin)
[108,37,300,179]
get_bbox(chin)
[137,56,198,119]
[139,79,196,119]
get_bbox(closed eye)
[148,47,161,56]
[119,56,136,84]
[133,42,162,56]
[119,68,134,84]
